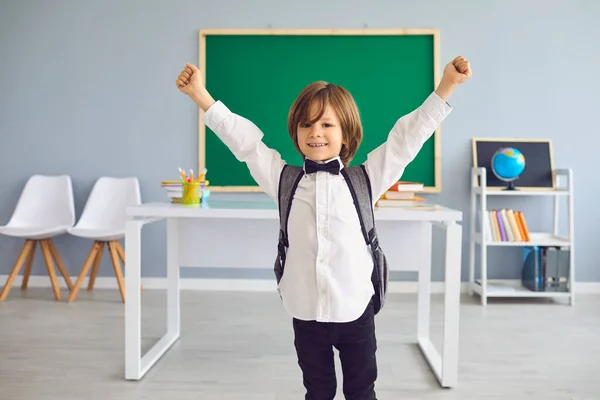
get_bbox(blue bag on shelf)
[522,246,570,292]
[522,246,543,291]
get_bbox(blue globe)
[491,147,525,189]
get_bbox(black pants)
[292,298,377,400]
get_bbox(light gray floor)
[0,287,598,400]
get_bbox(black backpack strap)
[340,165,388,314]
[274,164,303,282]
[340,165,374,245]
[278,164,304,244]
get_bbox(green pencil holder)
[182,182,200,206]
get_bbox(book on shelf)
[481,208,531,242]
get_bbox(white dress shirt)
[202,91,452,323]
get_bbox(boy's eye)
[299,122,332,128]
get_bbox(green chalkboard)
[199,29,441,192]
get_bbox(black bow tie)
[304,158,340,175]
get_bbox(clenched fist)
[443,56,472,85]
[176,63,204,96]
[434,56,471,101]
[176,63,215,111]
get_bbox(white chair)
[67,177,141,303]
[0,175,75,301]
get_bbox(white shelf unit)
[468,167,575,305]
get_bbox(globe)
[491,147,526,190]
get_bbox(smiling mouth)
[307,143,328,148]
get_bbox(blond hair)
[288,81,362,167]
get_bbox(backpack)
[273,164,389,315]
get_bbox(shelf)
[474,232,571,247]
[473,187,569,196]
[472,279,571,298]
[469,167,574,305]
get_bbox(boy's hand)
[176,63,215,111]
[176,63,204,96]
[442,56,472,85]
[435,56,471,101]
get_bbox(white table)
[124,200,463,387]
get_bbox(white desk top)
[127,200,462,222]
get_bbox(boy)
[176,56,471,400]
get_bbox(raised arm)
[176,63,285,202]
[364,56,472,202]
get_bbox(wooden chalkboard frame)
[198,29,441,192]
[472,137,556,191]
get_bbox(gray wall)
[1,0,598,283]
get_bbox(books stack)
[483,208,531,242]
[376,181,425,208]
[161,180,183,203]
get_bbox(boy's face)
[297,101,345,163]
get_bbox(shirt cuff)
[422,91,453,123]
[202,100,230,128]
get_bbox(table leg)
[167,218,181,337]
[124,217,181,380]
[125,219,142,380]
[441,222,462,387]
[417,222,432,340]
[417,221,462,388]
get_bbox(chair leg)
[115,241,125,264]
[0,240,35,300]
[67,241,102,303]
[47,239,74,291]
[39,240,61,301]
[87,241,105,291]
[108,241,125,303]
[21,240,37,290]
